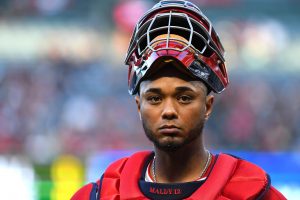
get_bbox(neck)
[153,137,208,183]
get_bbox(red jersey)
[71,151,286,200]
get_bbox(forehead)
[139,64,206,93]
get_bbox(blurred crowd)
[1,60,299,162]
[0,0,299,165]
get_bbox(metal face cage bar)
[125,10,224,64]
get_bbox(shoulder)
[217,153,267,179]
[232,155,267,178]
[71,151,152,199]
[70,156,129,200]
[104,151,152,176]
[219,154,286,199]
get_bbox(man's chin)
[154,141,183,152]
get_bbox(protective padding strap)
[100,151,151,200]
[99,157,128,200]
[119,151,153,199]
[187,154,238,200]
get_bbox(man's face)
[136,65,214,151]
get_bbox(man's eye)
[178,95,192,103]
[147,96,162,103]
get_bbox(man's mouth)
[158,125,181,135]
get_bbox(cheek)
[180,106,206,125]
[140,105,161,123]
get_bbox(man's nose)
[161,99,178,120]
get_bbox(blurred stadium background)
[0,0,299,199]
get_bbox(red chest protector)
[72,151,272,200]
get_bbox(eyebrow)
[144,88,162,94]
[175,86,195,93]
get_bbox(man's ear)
[135,95,142,120]
[205,95,214,120]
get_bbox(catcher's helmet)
[125,0,228,95]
